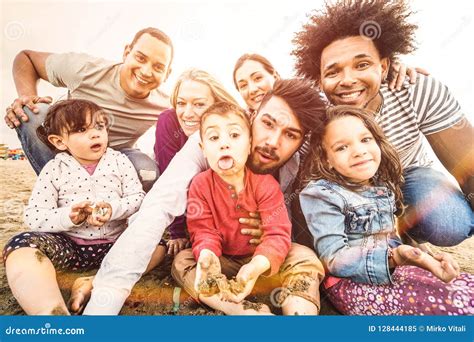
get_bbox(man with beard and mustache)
[81,78,327,315]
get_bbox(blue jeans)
[15,104,159,192]
[400,166,473,246]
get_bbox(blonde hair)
[170,68,239,108]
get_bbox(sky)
[1,0,473,153]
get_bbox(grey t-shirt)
[46,52,170,149]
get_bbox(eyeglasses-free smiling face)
[234,60,278,111]
[200,112,251,181]
[175,80,215,136]
[323,115,381,184]
[320,36,389,113]
[247,96,304,174]
[120,33,172,99]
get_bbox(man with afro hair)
[293,0,473,247]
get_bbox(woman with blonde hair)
[154,68,239,256]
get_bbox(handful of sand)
[89,203,109,221]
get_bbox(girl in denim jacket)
[300,106,473,315]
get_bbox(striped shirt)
[377,75,464,168]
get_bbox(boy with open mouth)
[171,102,323,315]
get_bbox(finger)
[12,99,29,121]
[239,218,260,228]
[415,67,430,76]
[388,74,397,90]
[172,243,179,256]
[241,228,262,237]
[18,95,41,114]
[4,116,15,129]
[441,261,456,277]
[391,61,401,73]
[166,242,173,255]
[79,201,92,208]
[5,108,19,128]
[199,258,209,270]
[248,211,261,219]
[37,96,53,104]
[395,64,407,90]
[7,109,22,127]
[432,253,446,262]
[407,67,417,84]
[249,238,262,246]
[225,293,241,303]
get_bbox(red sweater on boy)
[187,167,291,276]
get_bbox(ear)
[381,57,390,81]
[123,44,132,62]
[47,135,68,151]
[164,66,172,83]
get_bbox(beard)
[246,146,281,175]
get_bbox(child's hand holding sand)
[69,201,93,225]
[391,245,460,283]
[228,255,270,303]
[87,202,112,227]
[194,249,221,294]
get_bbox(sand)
[0,159,473,315]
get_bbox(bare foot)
[68,276,94,314]
[393,245,459,283]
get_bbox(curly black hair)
[292,0,418,85]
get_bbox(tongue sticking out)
[218,157,234,170]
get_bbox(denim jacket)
[299,179,396,285]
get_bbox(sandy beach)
[1,159,473,315]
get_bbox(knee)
[138,169,158,193]
[407,202,473,246]
[4,247,45,278]
[17,104,49,133]
[286,243,325,278]
[127,154,159,193]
